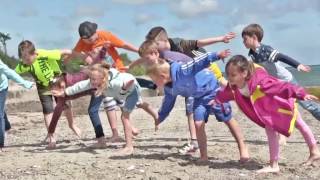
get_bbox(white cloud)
[72,6,105,18]
[169,0,218,18]
[134,13,157,25]
[111,0,163,5]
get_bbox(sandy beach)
[1,84,320,180]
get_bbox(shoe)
[178,143,198,155]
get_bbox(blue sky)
[0,0,319,67]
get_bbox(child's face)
[156,39,170,51]
[90,70,105,88]
[142,50,159,64]
[21,52,37,65]
[82,32,98,44]
[227,65,247,88]
[242,35,257,49]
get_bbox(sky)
[0,0,319,67]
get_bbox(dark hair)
[18,40,35,58]
[226,55,255,80]
[78,21,98,39]
[241,24,264,42]
[145,26,168,40]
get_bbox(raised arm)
[197,32,236,48]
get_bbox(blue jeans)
[4,112,11,131]
[0,88,8,147]
[88,94,105,138]
[291,78,320,120]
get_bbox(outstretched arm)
[197,32,236,48]
[0,61,33,89]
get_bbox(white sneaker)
[178,143,198,155]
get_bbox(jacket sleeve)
[257,71,306,99]
[158,88,177,123]
[216,85,235,103]
[179,52,220,76]
[65,79,92,96]
[0,62,33,89]
[274,53,300,69]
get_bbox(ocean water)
[287,64,320,87]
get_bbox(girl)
[53,62,144,155]
[213,55,320,173]
[0,59,33,151]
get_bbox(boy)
[241,24,320,121]
[15,40,81,140]
[72,21,157,146]
[135,26,249,158]
[145,50,239,162]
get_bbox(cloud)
[37,37,73,48]
[169,0,218,18]
[72,5,105,18]
[134,13,158,25]
[17,7,39,17]
[111,0,163,5]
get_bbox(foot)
[178,143,198,155]
[117,146,134,156]
[303,153,320,166]
[47,134,57,149]
[70,126,81,139]
[239,146,250,163]
[106,135,124,143]
[91,137,107,148]
[256,165,280,174]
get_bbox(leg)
[224,118,249,162]
[118,111,134,155]
[4,112,11,131]
[0,89,8,151]
[257,126,280,173]
[88,95,105,147]
[294,114,320,165]
[194,120,208,161]
[64,102,81,138]
[103,97,122,142]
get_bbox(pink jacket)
[216,67,307,137]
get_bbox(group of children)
[1,21,320,173]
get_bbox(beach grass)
[305,86,320,99]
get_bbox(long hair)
[89,62,111,96]
[226,55,255,81]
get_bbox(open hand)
[222,32,236,43]
[304,94,319,101]
[297,64,311,72]
[218,49,231,60]
[51,89,65,97]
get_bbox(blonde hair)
[145,58,170,77]
[138,40,158,57]
[89,62,111,96]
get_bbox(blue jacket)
[158,52,220,122]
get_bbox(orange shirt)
[74,30,125,70]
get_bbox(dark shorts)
[38,94,71,114]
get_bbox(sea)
[287,64,320,87]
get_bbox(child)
[15,40,81,140]
[242,23,320,121]
[142,26,243,155]
[47,71,94,148]
[54,62,145,155]
[214,55,320,173]
[146,49,246,162]
[72,21,156,145]
[0,59,33,151]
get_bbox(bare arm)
[122,42,139,53]
[197,32,236,48]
